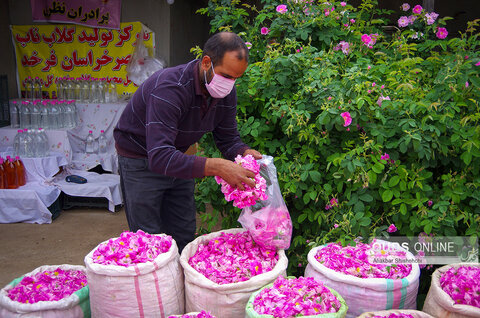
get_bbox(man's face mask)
[204,61,236,99]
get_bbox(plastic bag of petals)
[238,155,292,250]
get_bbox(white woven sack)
[168,312,202,317]
[84,234,184,318]
[180,228,288,318]
[0,264,90,318]
[304,240,420,318]
[422,263,480,318]
[357,309,435,318]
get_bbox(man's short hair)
[202,32,249,66]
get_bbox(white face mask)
[204,62,235,98]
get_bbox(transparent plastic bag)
[126,36,164,86]
[238,155,292,250]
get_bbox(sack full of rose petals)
[0,264,90,318]
[422,263,480,318]
[238,155,292,250]
[304,239,421,318]
[180,228,288,318]
[84,230,184,317]
[357,309,435,318]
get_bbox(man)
[114,32,261,252]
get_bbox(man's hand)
[243,148,262,160]
[205,158,255,190]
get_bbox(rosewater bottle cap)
[15,156,20,160]
[101,130,104,133]
[17,129,23,133]
[12,101,17,104]
[23,129,28,132]
[89,130,93,134]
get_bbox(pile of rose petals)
[215,155,267,209]
[440,265,480,307]
[7,268,87,304]
[252,276,341,316]
[188,231,278,284]
[92,230,172,266]
[315,242,412,279]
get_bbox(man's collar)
[194,60,205,97]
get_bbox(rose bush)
[194,0,480,279]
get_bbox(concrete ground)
[0,207,130,288]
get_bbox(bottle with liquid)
[0,157,5,189]
[38,128,49,156]
[40,100,49,129]
[10,101,20,128]
[98,130,107,154]
[30,100,41,129]
[49,100,60,129]
[21,129,33,158]
[20,101,31,129]
[13,129,24,157]
[4,156,18,189]
[85,130,95,153]
[57,100,66,128]
[14,156,26,186]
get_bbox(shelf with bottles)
[9,99,79,130]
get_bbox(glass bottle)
[98,129,107,154]
[85,130,95,153]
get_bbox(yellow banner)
[11,22,154,99]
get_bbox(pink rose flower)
[276,4,287,13]
[381,153,390,161]
[401,3,410,11]
[245,42,252,49]
[387,223,398,233]
[340,111,352,127]
[261,27,270,35]
[436,27,448,39]
[340,2,346,6]
[412,4,422,14]
[425,12,439,25]
[398,16,409,27]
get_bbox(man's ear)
[200,55,212,72]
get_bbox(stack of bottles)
[13,129,50,158]
[85,130,108,154]
[0,156,26,189]
[10,99,78,130]
[57,77,119,103]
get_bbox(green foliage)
[195,0,480,276]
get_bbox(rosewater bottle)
[20,101,31,129]
[30,101,41,129]
[0,157,5,189]
[40,100,49,129]
[4,156,18,189]
[98,130,107,154]
[14,156,26,186]
[85,130,95,153]
[13,129,23,157]
[39,128,49,156]
[10,101,20,128]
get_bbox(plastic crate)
[48,195,62,220]
[0,75,9,128]
[60,192,122,212]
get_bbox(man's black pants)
[118,155,196,253]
